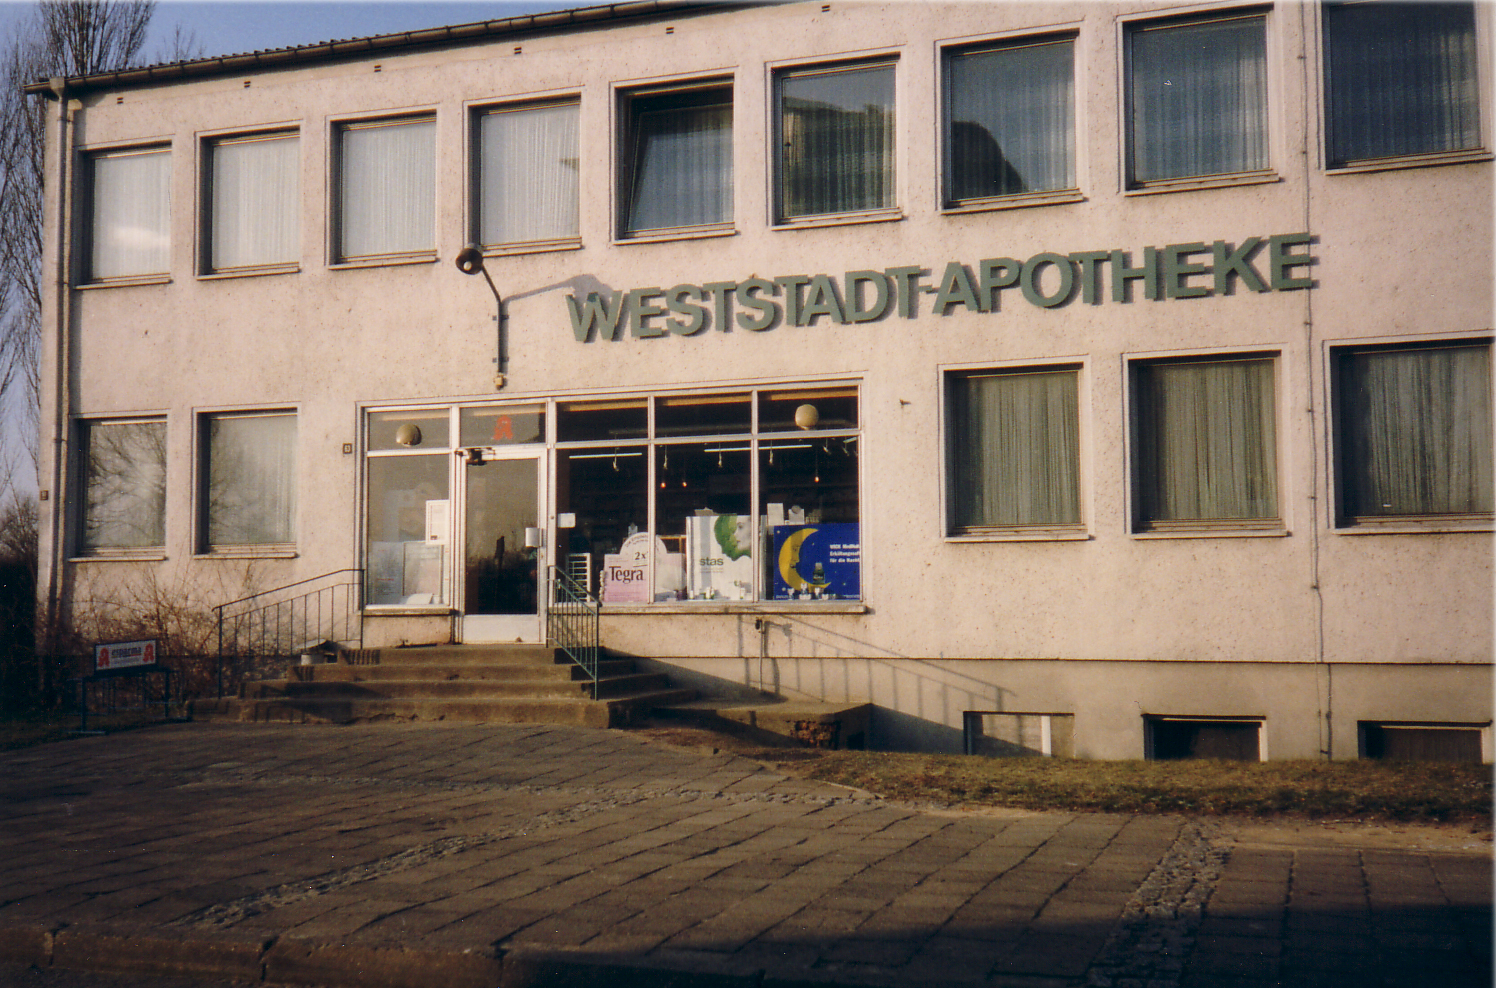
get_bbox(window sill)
[76,275,172,290]
[943,190,1086,214]
[198,264,300,281]
[947,528,1089,543]
[1327,148,1491,175]
[615,224,736,246]
[1133,524,1288,540]
[1125,170,1279,197]
[71,551,167,562]
[772,208,903,231]
[363,606,456,615]
[1335,516,1493,535]
[194,547,298,559]
[330,253,438,270]
[601,601,867,615]
[484,238,583,257]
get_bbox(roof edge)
[24,0,756,98]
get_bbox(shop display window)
[556,386,860,604]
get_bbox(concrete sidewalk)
[0,724,1488,988]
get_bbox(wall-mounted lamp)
[455,245,506,390]
[395,423,423,446]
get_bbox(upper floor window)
[619,82,732,236]
[476,100,579,248]
[1324,1,1481,167]
[1127,13,1269,185]
[943,36,1075,205]
[200,411,297,550]
[776,61,895,221]
[85,146,170,281]
[1335,340,1492,523]
[1131,355,1279,531]
[78,418,166,553]
[335,116,434,262]
[205,132,298,273]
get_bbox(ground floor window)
[200,411,297,550]
[77,418,167,553]
[1334,339,1492,523]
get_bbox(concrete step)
[192,688,696,729]
[369,644,577,666]
[300,659,636,683]
[279,672,672,701]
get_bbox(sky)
[0,1,581,66]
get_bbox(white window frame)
[330,113,437,267]
[1120,7,1278,195]
[74,416,168,558]
[200,129,300,277]
[1321,0,1491,174]
[1328,335,1494,533]
[79,144,172,285]
[615,76,735,242]
[196,409,299,556]
[942,360,1089,542]
[470,95,582,254]
[939,30,1082,212]
[1126,349,1286,537]
[769,53,902,229]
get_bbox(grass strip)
[752,750,1492,823]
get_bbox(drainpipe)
[1297,6,1330,760]
[41,79,77,682]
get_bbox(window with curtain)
[944,37,1075,204]
[208,133,298,271]
[1324,1,1481,167]
[621,84,732,235]
[1336,342,1492,520]
[1132,356,1279,528]
[203,412,298,548]
[337,117,435,261]
[79,419,166,552]
[777,62,895,220]
[478,101,579,247]
[1128,14,1268,184]
[947,368,1081,532]
[87,147,170,280]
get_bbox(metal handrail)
[547,565,600,700]
[214,568,364,698]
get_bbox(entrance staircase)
[191,644,693,729]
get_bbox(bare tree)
[0,0,157,483]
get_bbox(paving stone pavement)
[0,723,1488,988]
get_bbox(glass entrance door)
[460,452,544,643]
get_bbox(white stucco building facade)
[33,0,1493,758]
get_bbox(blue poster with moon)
[771,524,860,600]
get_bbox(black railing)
[547,564,600,700]
[214,569,364,698]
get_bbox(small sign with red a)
[94,640,157,672]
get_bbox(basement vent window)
[1359,722,1490,763]
[1145,716,1262,761]
[964,712,1074,758]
